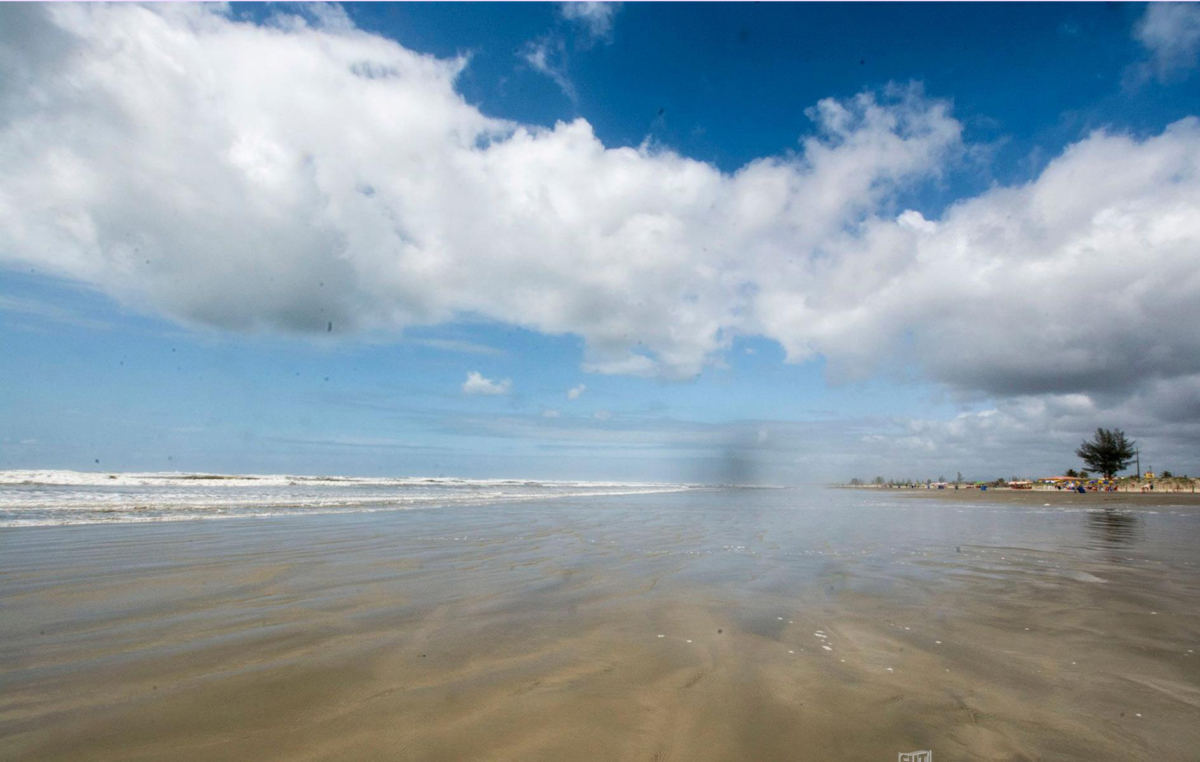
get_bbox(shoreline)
[883,487,1200,507]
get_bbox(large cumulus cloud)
[767,119,1200,399]
[0,3,961,380]
[2,3,1199,423]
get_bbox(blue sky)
[2,3,1200,483]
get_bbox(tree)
[1075,428,1136,479]
[1162,470,1173,479]
[849,477,862,486]
[956,471,963,484]
[873,476,884,485]
[1065,468,1078,478]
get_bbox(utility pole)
[1135,449,1140,479]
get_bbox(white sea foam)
[0,470,695,527]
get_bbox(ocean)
[0,470,695,527]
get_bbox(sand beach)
[2,486,1199,761]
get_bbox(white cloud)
[524,3,619,102]
[461,371,511,396]
[860,380,1200,480]
[1135,3,1200,81]
[567,383,587,400]
[560,2,619,42]
[521,37,576,101]
[780,119,1200,401]
[431,399,1200,484]
[408,337,502,355]
[0,294,110,330]
[542,408,561,418]
[0,6,964,381]
[593,410,611,420]
[3,4,1200,450]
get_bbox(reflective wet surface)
[2,488,1199,761]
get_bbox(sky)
[2,2,1200,484]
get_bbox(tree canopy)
[1075,428,1136,479]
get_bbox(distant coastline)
[836,478,1200,506]
[836,476,1198,494]
[887,487,1200,507]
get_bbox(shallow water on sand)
[2,488,1199,761]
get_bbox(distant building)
[1039,476,1084,485]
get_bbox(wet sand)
[2,488,1199,761]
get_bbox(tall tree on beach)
[1075,428,1136,479]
